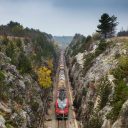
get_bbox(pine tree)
[109,15,118,37]
[97,13,118,38]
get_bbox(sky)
[0,0,128,36]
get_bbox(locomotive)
[55,89,69,119]
[55,51,69,120]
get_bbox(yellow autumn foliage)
[37,66,52,88]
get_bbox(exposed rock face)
[0,52,45,128]
[66,35,128,128]
[0,115,6,128]
[0,33,57,128]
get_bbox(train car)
[58,79,65,88]
[55,51,69,120]
[59,73,65,81]
[60,64,64,70]
[55,89,69,119]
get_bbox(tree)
[37,67,52,88]
[97,13,111,38]
[18,52,32,73]
[109,15,118,37]
[97,13,118,38]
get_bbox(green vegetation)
[80,35,92,52]
[73,95,82,110]
[5,39,23,65]
[69,34,93,57]
[0,21,58,128]
[0,21,57,71]
[107,56,128,122]
[6,124,14,128]
[0,70,5,81]
[84,113,102,128]
[6,41,15,59]
[107,80,128,122]
[97,13,118,38]
[2,35,9,45]
[0,71,10,101]
[83,40,110,75]
[95,40,108,56]
[97,77,111,110]
[112,56,128,80]
[18,52,32,74]
[82,87,87,96]
[83,53,95,75]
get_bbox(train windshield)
[59,89,66,100]
[58,99,67,109]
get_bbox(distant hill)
[54,36,73,48]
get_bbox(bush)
[6,41,15,58]
[85,114,102,128]
[82,87,87,96]
[6,124,14,128]
[95,40,108,56]
[31,101,39,112]
[97,77,111,110]
[107,56,128,122]
[16,39,22,48]
[107,80,128,122]
[18,52,32,74]
[2,36,9,45]
[0,70,5,81]
[73,95,82,109]
[83,53,95,75]
[112,56,128,80]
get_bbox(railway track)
[57,120,68,128]
[53,50,78,128]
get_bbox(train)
[55,51,69,120]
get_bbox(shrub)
[112,56,128,80]
[6,123,14,128]
[82,87,87,96]
[16,39,22,48]
[83,53,95,75]
[31,101,39,112]
[73,95,82,109]
[6,41,15,58]
[97,77,111,110]
[107,80,128,122]
[2,36,9,45]
[0,70,5,81]
[18,52,32,74]
[85,114,102,128]
[95,40,108,56]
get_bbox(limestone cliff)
[0,22,58,128]
[66,34,128,128]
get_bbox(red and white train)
[55,51,69,120]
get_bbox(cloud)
[0,0,127,35]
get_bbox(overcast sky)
[0,0,128,36]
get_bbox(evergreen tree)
[97,13,118,38]
[109,15,118,37]
[18,52,32,74]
